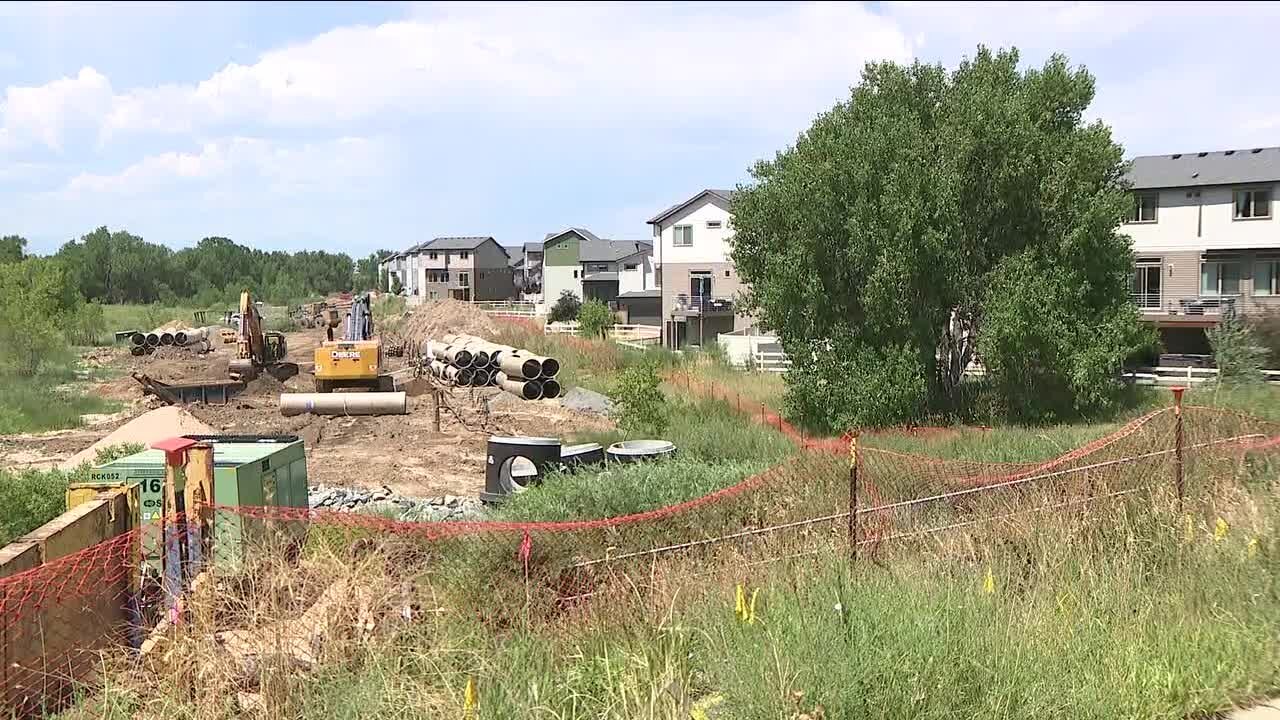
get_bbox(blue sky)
[3,1,1278,256]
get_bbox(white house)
[1123,146,1280,354]
[647,188,751,348]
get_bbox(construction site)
[0,299,611,501]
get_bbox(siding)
[660,261,752,333]
[1125,184,1280,252]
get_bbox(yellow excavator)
[229,291,299,382]
[313,293,394,392]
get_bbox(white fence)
[1123,366,1280,386]
[752,350,792,372]
[473,300,539,317]
[545,322,662,347]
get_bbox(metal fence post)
[1172,386,1185,512]
[848,433,859,565]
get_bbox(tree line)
[6,228,392,307]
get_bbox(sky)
[3,1,1279,256]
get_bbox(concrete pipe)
[130,345,146,357]
[429,359,448,377]
[145,332,160,347]
[144,345,156,355]
[499,354,541,381]
[540,379,561,399]
[279,391,408,417]
[446,347,474,368]
[159,331,175,346]
[499,378,541,400]
[174,330,188,345]
[470,368,490,387]
[536,356,561,379]
[472,350,491,367]
[178,327,211,346]
[130,332,146,347]
[457,367,475,386]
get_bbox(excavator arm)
[230,291,294,381]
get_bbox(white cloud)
[63,135,388,197]
[65,3,912,142]
[0,67,112,151]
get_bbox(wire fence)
[2,374,1278,716]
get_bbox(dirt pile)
[58,405,217,469]
[400,300,501,347]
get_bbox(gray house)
[417,236,515,301]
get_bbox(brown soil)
[2,312,612,498]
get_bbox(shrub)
[1248,307,1280,369]
[548,290,581,323]
[577,299,612,339]
[1208,312,1266,383]
[610,359,669,437]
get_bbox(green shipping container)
[77,435,308,572]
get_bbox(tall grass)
[0,372,116,435]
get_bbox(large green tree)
[730,47,1154,429]
[0,235,27,264]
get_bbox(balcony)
[671,294,735,318]
[1131,294,1237,318]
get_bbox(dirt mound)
[58,405,217,469]
[401,300,501,348]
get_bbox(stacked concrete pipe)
[426,332,562,399]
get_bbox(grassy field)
[0,372,117,435]
[49,334,1280,719]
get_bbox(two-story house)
[540,227,654,310]
[522,241,544,298]
[415,236,515,302]
[647,188,752,349]
[1124,147,1280,354]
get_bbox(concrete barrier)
[0,489,135,716]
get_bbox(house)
[416,236,515,301]
[1124,147,1280,354]
[379,236,515,301]
[540,227,655,310]
[522,241,544,297]
[647,188,751,348]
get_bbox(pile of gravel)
[308,484,486,522]
[559,387,613,416]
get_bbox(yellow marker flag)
[982,565,995,595]
[1247,538,1259,558]
[463,677,477,719]
[734,584,745,621]
[746,588,759,625]
[1214,517,1229,543]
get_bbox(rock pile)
[308,484,486,522]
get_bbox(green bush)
[1208,312,1267,383]
[548,290,582,323]
[610,359,669,437]
[576,299,612,339]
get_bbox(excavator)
[228,291,299,382]
[313,293,395,392]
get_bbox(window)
[573,270,579,279]
[1131,259,1162,309]
[591,264,609,272]
[479,272,485,280]
[1255,260,1279,296]
[724,270,731,278]
[460,251,470,260]
[1129,192,1158,223]
[673,225,693,247]
[1201,260,1241,296]
[429,252,438,260]
[458,272,469,287]
[1234,188,1272,219]
[706,219,722,229]
[624,263,638,271]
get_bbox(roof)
[543,228,652,263]
[618,289,660,299]
[647,188,734,225]
[426,236,498,251]
[524,241,543,253]
[510,256,524,269]
[1126,147,1280,189]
